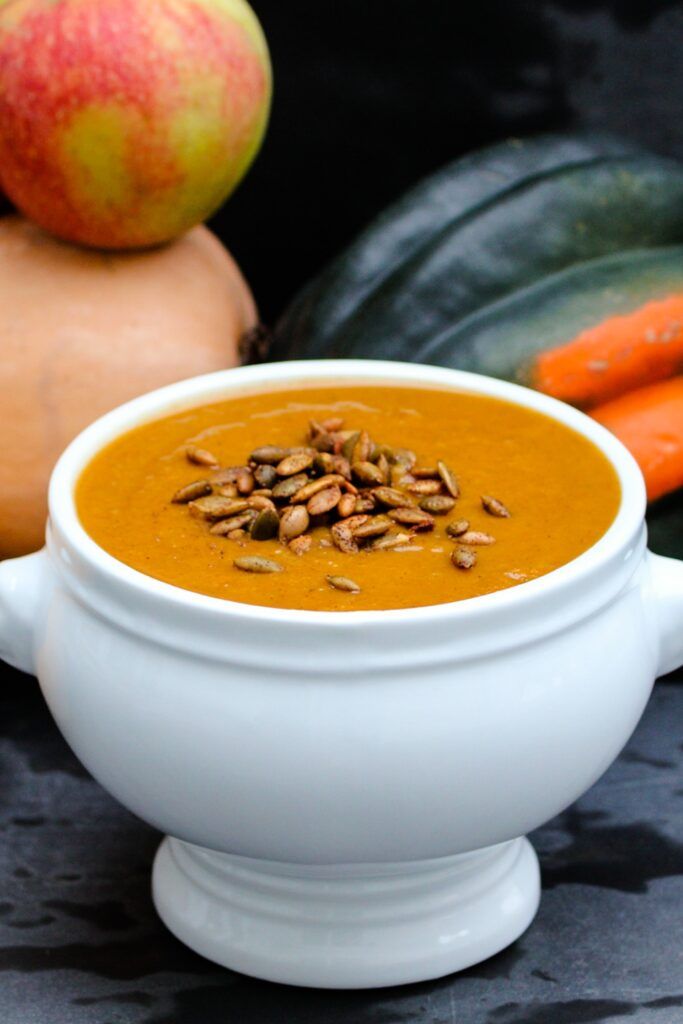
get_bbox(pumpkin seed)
[209,511,255,534]
[272,473,310,500]
[331,454,352,479]
[419,495,456,514]
[366,531,412,551]
[352,460,384,486]
[352,515,391,539]
[254,464,278,489]
[392,447,417,470]
[387,507,435,530]
[341,431,361,461]
[186,445,219,468]
[248,495,277,511]
[279,505,310,541]
[452,546,477,570]
[352,430,373,464]
[250,445,290,465]
[437,460,459,498]
[189,495,250,520]
[250,508,280,540]
[446,519,470,538]
[481,494,511,518]
[236,467,255,495]
[412,466,439,479]
[307,484,342,516]
[172,479,212,503]
[322,416,345,432]
[337,492,357,518]
[251,488,274,498]
[276,451,315,477]
[216,482,239,498]
[313,452,336,475]
[326,574,361,594]
[289,535,313,556]
[226,529,247,542]
[372,485,414,508]
[234,556,283,574]
[375,452,390,483]
[406,479,443,496]
[331,520,361,554]
[310,431,335,453]
[291,474,347,503]
[459,530,495,545]
[354,494,377,513]
[212,466,247,485]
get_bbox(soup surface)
[76,384,621,611]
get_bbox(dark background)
[210,0,683,323]
[4,4,683,1022]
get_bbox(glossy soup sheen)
[76,385,621,611]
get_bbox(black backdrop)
[209,0,683,323]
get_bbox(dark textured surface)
[1,664,682,1024]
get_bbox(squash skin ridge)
[272,134,644,360]
[273,146,683,364]
[417,244,683,375]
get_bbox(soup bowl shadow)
[0,360,681,989]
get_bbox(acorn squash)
[272,133,683,557]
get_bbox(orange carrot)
[591,376,683,501]
[531,294,683,409]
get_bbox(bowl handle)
[0,548,50,676]
[648,551,683,677]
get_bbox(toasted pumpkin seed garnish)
[366,531,412,551]
[387,507,435,530]
[459,530,495,545]
[352,515,392,539]
[254,464,278,489]
[326,574,361,594]
[406,479,443,496]
[419,495,456,514]
[291,474,347,503]
[272,473,310,499]
[307,484,342,516]
[279,505,310,541]
[352,460,384,486]
[189,495,250,520]
[446,518,470,538]
[234,556,283,574]
[452,546,477,570]
[186,445,219,468]
[289,535,313,556]
[172,479,212,503]
[437,460,459,498]
[337,492,357,518]
[341,431,361,462]
[276,451,315,477]
[250,508,280,540]
[372,485,414,508]
[250,445,290,465]
[331,520,361,554]
[209,511,256,535]
[174,416,517,591]
[481,494,511,518]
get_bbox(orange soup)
[76,385,621,611]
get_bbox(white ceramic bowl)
[1,359,682,989]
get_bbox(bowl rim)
[48,358,647,627]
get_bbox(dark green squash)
[272,133,683,368]
[272,133,683,564]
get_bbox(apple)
[0,0,272,249]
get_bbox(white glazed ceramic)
[1,359,682,989]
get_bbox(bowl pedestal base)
[152,835,540,989]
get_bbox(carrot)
[590,376,683,501]
[530,294,683,409]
